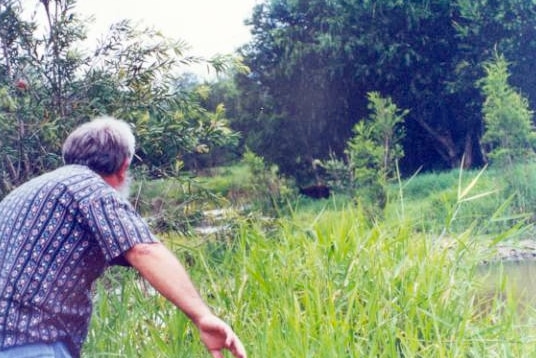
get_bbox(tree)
[345,92,407,211]
[84,20,241,175]
[236,0,536,180]
[0,0,88,190]
[479,53,536,166]
[478,53,536,217]
[236,0,360,182]
[0,0,242,194]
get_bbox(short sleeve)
[82,193,159,264]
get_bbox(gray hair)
[62,116,136,175]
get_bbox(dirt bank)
[490,240,536,262]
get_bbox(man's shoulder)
[46,164,98,181]
[28,165,99,191]
[6,165,106,204]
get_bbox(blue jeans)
[0,342,71,358]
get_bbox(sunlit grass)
[82,163,536,357]
[84,200,536,357]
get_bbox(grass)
[386,165,536,236]
[83,164,536,357]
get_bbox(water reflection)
[478,260,536,309]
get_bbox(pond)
[477,260,536,312]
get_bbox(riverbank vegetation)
[3,1,536,356]
[83,163,536,357]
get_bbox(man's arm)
[124,242,247,358]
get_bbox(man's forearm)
[124,242,212,324]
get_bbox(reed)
[83,165,536,357]
[84,202,536,357]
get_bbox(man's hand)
[197,314,247,358]
[125,243,247,357]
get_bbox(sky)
[75,0,257,59]
[21,0,258,78]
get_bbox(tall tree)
[236,0,358,182]
[479,53,536,166]
[0,0,241,194]
[0,0,88,188]
[236,0,536,179]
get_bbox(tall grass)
[387,165,536,236]
[84,200,536,357]
[82,164,536,356]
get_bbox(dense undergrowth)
[83,164,536,357]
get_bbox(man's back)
[0,165,155,357]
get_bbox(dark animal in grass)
[299,184,331,199]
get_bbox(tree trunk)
[414,117,460,168]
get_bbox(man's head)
[62,116,135,197]
[62,116,135,176]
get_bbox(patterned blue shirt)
[0,165,158,357]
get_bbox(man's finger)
[210,349,224,358]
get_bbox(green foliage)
[75,19,241,176]
[477,54,536,217]
[0,1,242,197]
[237,0,536,177]
[240,149,293,214]
[479,53,536,166]
[386,164,536,235]
[129,174,233,235]
[345,92,407,212]
[186,79,246,169]
[133,103,239,176]
[85,200,536,357]
[500,163,536,219]
[395,169,461,200]
[318,152,353,194]
[0,0,85,192]
[85,265,203,357]
[83,159,536,356]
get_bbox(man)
[0,117,247,358]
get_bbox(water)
[478,260,536,309]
